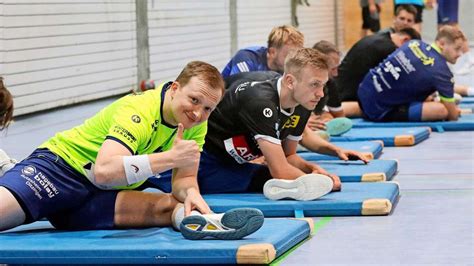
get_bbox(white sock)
[172,206,201,230]
[0,162,15,177]
[467,87,474,96]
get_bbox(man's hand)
[184,188,211,216]
[307,113,328,131]
[310,163,341,191]
[171,123,200,168]
[335,149,370,164]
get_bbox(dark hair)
[397,27,421,40]
[312,40,340,55]
[0,77,14,130]
[175,61,225,96]
[395,4,417,17]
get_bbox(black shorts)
[395,4,424,23]
[362,5,381,32]
[381,102,423,122]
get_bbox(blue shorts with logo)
[437,0,459,24]
[0,148,118,230]
[145,149,271,194]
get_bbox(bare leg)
[0,186,26,231]
[114,190,180,228]
[341,101,363,118]
[421,102,449,121]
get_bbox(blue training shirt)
[358,40,455,121]
[221,46,270,78]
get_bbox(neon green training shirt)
[41,82,207,189]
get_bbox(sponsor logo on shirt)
[224,135,260,164]
[283,115,300,129]
[131,115,141,123]
[263,108,273,118]
[113,125,137,143]
[409,42,435,66]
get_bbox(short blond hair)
[267,25,304,49]
[436,25,466,43]
[284,48,329,78]
[175,61,225,96]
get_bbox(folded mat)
[351,114,474,132]
[298,140,384,160]
[329,127,431,146]
[0,218,312,264]
[312,159,398,182]
[460,96,474,103]
[205,182,400,217]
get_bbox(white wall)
[1,0,137,116]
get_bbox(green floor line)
[269,217,332,266]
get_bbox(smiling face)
[290,65,328,111]
[168,77,222,129]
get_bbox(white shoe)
[0,149,17,176]
[263,174,333,201]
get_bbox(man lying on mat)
[358,25,466,122]
[0,61,264,240]
[149,48,341,201]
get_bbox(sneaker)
[263,174,333,201]
[0,149,17,176]
[325,117,352,136]
[180,208,264,240]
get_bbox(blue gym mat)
[314,159,398,182]
[460,96,474,103]
[0,218,312,264]
[329,127,431,146]
[298,141,384,160]
[205,182,400,217]
[351,114,474,132]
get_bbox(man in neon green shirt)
[0,61,264,240]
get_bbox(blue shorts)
[437,0,459,24]
[145,150,270,194]
[0,148,118,230]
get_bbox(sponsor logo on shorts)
[131,115,141,123]
[22,165,36,176]
[224,135,260,164]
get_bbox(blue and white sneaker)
[180,208,264,240]
[263,174,333,201]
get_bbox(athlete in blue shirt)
[221,25,304,77]
[358,26,466,122]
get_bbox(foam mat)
[0,218,312,264]
[330,127,431,146]
[298,141,383,160]
[352,114,474,132]
[205,182,400,217]
[314,159,398,182]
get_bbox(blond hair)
[0,77,14,130]
[175,61,225,96]
[267,25,304,49]
[284,48,329,78]
[436,25,466,43]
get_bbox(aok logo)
[22,165,37,176]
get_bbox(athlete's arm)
[94,124,199,187]
[441,100,459,121]
[256,138,305,180]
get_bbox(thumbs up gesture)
[171,123,200,168]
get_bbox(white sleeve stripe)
[286,135,303,141]
[237,62,250,72]
[254,134,281,145]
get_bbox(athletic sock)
[171,205,201,231]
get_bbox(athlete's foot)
[263,174,333,201]
[180,208,264,240]
[0,149,17,177]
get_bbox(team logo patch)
[263,108,273,118]
[22,165,36,176]
[131,115,141,123]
